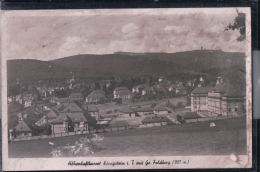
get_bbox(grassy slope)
[9,116,246,158]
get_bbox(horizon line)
[6,49,245,61]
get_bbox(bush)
[176,115,185,124]
[114,98,122,105]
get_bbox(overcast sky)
[2,9,247,61]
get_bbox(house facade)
[69,92,84,102]
[207,84,245,116]
[113,87,132,100]
[35,109,58,126]
[153,105,170,115]
[10,119,32,139]
[87,106,100,121]
[191,87,213,112]
[191,81,245,117]
[50,101,88,134]
[119,107,136,118]
[133,107,153,116]
[50,112,88,134]
[86,90,106,104]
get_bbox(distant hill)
[7,59,71,83]
[7,50,245,83]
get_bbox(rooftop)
[70,92,84,98]
[142,116,172,124]
[114,86,129,91]
[191,87,214,94]
[51,112,87,124]
[180,112,201,120]
[87,90,105,99]
[119,107,135,113]
[15,120,32,132]
[60,101,84,113]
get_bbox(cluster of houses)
[9,101,175,140]
[131,77,187,97]
[8,93,36,108]
[10,75,244,140]
[9,97,99,139]
[191,76,245,117]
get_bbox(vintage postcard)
[1,8,252,170]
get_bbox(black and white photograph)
[1,8,252,170]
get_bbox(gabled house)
[69,92,84,102]
[132,84,152,96]
[24,100,32,108]
[142,116,172,125]
[153,105,171,115]
[51,97,70,104]
[60,101,84,113]
[119,107,136,118]
[10,118,32,139]
[133,106,153,116]
[8,96,14,104]
[15,94,22,104]
[113,87,132,100]
[207,83,245,117]
[86,106,100,121]
[132,84,146,93]
[168,84,177,92]
[86,90,106,104]
[35,109,58,126]
[49,101,88,134]
[175,83,187,96]
[191,86,213,112]
[50,112,88,134]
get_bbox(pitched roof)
[191,87,213,94]
[87,90,105,99]
[154,105,170,112]
[54,97,70,103]
[222,84,245,97]
[211,83,245,97]
[46,109,58,118]
[132,106,153,112]
[133,84,147,89]
[211,83,226,93]
[119,107,135,113]
[52,103,66,112]
[142,116,172,124]
[15,120,32,132]
[70,92,84,98]
[114,87,129,92]
[60,101,83,113]
[51,112,87,124]
[114,87,131,96]
[87,105,99,112]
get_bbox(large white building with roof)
[191,78,245,117]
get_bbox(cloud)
[122,23,138,33]
[121,23,140,39]
[59,36,82,51]
[2,10,247,60]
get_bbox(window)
[234,107,238,112]
[228,108,231,112]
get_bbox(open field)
[9,116,246,158]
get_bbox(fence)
[11,115,245,142]
[185,114,244,123]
